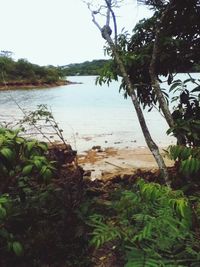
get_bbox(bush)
[87,179,200,266]
[0,128,89,267]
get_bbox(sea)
[0,74,199,152]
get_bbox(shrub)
[87,179,200,266]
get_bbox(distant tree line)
[0,51,64,86]
[60,59,110,76]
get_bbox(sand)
[78,146,174,180]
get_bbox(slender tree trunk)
[87,1,171,185]
[101,28,171,186]
[149,0,182,145]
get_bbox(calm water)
[0,74,198,152]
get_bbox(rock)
[92,145,101,150]
[83,170,92,177]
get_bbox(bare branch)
[105,0,118,44]
[106,0,111,26]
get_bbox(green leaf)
[26,141,36,152]
[0,196,9,204]
[42,168,52,182]
[15,137,25,145]
[0,205,7,218]
[40,165,47,175]
[33,159,42,169]
[12,241,23,256]
[0,147,14,161]
[22,165,33,175]
[38,142,48,151]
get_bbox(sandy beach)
[78,146,174,180]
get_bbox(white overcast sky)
[0,0,152,66]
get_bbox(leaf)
[40,165,47,176]
[167,73,173,85]
[169,81,182,92]
[0,196,9,204]
[191,85,200,93]
[0,147,14,161]
[26,141,36,152]
[22,165,33,175]
[0,205,7,218]
[33,159,42,169]
[42,168,52,182]
[38,142,48,151]
[12,241,23,256]
[184,78,194,84]
[15,137,24,145]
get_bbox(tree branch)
[86,1,170,185]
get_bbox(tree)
[97,0,200,144]
[123,0,200,142]
[85,0,170,185]
[0,54,64,85]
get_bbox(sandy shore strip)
[78,146,174,180]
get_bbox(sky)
[0,0,152,66]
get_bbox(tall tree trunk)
[101,28,171,186]
[149,0,182,144]
[88,1,171,185]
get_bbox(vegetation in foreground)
[0,0,200,266]
[0,127,89,267]
[0,121,200,266]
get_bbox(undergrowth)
[85,179,200,267]
[0,127,89,267]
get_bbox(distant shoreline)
[0,80,79,90]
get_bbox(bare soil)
[78,146,173,181]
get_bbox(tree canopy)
[100,0,200,109]
[60,59,109,76]
[0,53,65,86]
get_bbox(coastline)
[0,79,78,90]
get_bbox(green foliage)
[0,127,55,257]
[11,241,24,256]
[97,0,200,111]
[0,194,24,257]
[167,145,200,175]
[0,127,88,266]
[0,55,64,86]
[0,127,55,196]
[167,77,200,146]
[87,179,200,266]
[61,59,110,76]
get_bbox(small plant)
[0,127,55,196]
[0,127,88,266]
[87,179,200,266]
[18,104,68,147]
[0,194,24,257]
[167,145,200,175]
[168,76,200,146]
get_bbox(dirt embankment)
[0,80,77,90]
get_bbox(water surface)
[1,74,197,152]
